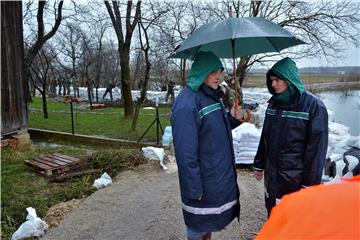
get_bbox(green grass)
[1,145,146,240]
[29,97,171,142]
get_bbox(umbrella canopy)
[170,17,305,59]
[256,176,360,239]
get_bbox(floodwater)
[317,90,360,136]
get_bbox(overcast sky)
[296,43,360,68]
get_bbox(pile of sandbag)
[322,122,360,183]
[232,123,261,164]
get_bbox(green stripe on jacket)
[199,103,221,119]
[282,110,309,120]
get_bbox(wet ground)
[42,162,267,240]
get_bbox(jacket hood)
[187,52,223,91]
[266,57,305,95]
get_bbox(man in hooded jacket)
[253,57,328,216]
[171,51,244,240]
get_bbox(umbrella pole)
[231,39,239,113]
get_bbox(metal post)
[70,101,74,135]
[156,106,159,144]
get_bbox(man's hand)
[254,170,263,181]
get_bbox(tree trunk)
[104,0,141,118]
[120,50,133,118]
[87,86,92,108]
[132,54,150,130]
[181,59,186,86]
[41,91,48,119]
[95,87,99,103]
[235,56,250,106]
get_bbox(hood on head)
[266,57,305,96]
[187,52,223,91]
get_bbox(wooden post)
[1,2,28,134]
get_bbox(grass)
[29,97,171,142]
[1,145,146,240]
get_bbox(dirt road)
[42,162,267,240]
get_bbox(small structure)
[25,153,86,177]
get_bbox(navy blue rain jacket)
[254,57,328,199]
[171,52,240,232]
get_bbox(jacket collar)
[199,83,224,101]
[268,91,304,110]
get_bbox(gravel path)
[42,162,267,240]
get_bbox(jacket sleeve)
[302,104,328,186]
[171,106,203,200]
[253,126,266,171]
[227,112,241,129]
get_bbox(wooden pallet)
[25,153,86,176]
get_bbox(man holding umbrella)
[170,16,307,238]
[253,57,328,216]
[171,51,247,240]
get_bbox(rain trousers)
[171,52,240,232]
[254,57,328,213]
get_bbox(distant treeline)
[250,66,360,74]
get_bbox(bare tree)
[28,45,58,118]
[54,22,84,97]
[24,0,64,102]
[131,2,166,130]
[104,0,141,118]
[102,41,121,89]
[223,1,360,87]
[80,33,97,107]
[176,1,359,105]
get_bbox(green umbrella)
[169,17,305,111]
[169,17,305,59]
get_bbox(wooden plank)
[25,159,54,170]
[48,154,75,164]
[32,157,61,168]
[52,153,82,162]
[39,156,69,166]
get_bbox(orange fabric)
[257,176,360,239]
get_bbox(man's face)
[204,69,224,90]
[270,76,288,94]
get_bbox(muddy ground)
[42,162,267,240]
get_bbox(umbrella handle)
[232,39,239,113]
[234,91,239,112]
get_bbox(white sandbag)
[232,123,260,164]
[232,122,261,139]
[92,172,112,189]
[252,103,268,128]
[328,122,350,136]
[11,207,49,240]
[235,157,254,164]
[141,146,167,170]
[343,155,360,178]
[327,153,343,162]
[236,146,258,152]
[346,136,360,149]
[235,141,259,148]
